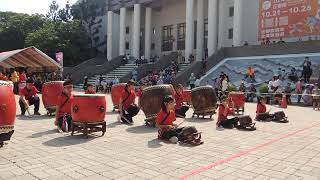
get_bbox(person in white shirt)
[221,76,228,92]
[95,77,100,93]
[195,78,201,87]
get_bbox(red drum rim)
[143,84,172,92]
[0,80,13,87]
[191,86,213,92]
[73,94,106,98]
[43,81,64,85]
[112,83,126,88]
[73,120,105,124]
[192,108,216,114]
[0,125,14,134]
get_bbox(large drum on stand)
[71,94,107,137]
[191,86,217,119]
[42,81,64,115]
[183,90,192,105]
[228,92,245,114]
[0,81,16,147]
[140,84,175,127]
[111,83,126,112]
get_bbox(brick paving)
[0,94,320,180]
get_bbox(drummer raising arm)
[18,79,40,116]
[55,80,74,132]
[216,96,239,129]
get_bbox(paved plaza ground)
[1,94,320,180]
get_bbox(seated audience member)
[55,80,74,132]
[19,79,41,116]
[312,83,320,110]
[119,80,140,124]
[245,67,255,81]
[288,68,298,82]
[247,84,256,102]
[216,96,239,129]
[284,83,293,105]
[85,84,96,94]
[174,84,189,118]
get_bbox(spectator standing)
[95,76,100,93]
[296,79,304,104]
[239,82,246,92]
[195,77,201,88]
[189,73,196,89]
[83,76,88,90]
[278,38,285,44]
[284,83,293,105]
[10,68,19,94]
[221,76,229,95]
[302,57,313,83]
[247,84,256,102]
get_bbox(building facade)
[82,0,315,61]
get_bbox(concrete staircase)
[74,63,137,91]
[178,63,190,73]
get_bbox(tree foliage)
[0,0,95,66]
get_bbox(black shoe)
[34,112,41,116]
[21,112,25,116]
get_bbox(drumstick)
[176,120,186,128]
[26,107,31,116]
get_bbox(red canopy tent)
[0,47,62,72]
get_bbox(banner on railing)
[258,0,320,40]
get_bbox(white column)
[233,0,244,46]
[208,0,218,56]
[218,0,225,48]
[144,7,152,61]
[119,7,126,56]
[185,0,194,62]
[107,11,113,60]
[196,0,204,61]
[132,4,141,59]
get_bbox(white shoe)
[169,136,179,144]
[57,126,63,133]
[117,115,121,122]
[216,126,224,131]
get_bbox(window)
[125,42,129,49]
[228,28,233,39]
[177,23,186,50]
[126,27,130,34]
[151,43,155,50]
[162,25,173,51]
[229,7,234,17]
[153,28,156,35]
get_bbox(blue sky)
[0,0,78,15]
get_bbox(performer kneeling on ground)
[216,96,239,129]
[55,80,73,132]
[85,84,96,94]
[255,96,273,121]
[119,80,140,124]
[174,84,189,118]
[19,79,41,116]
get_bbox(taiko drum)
[228,92,245,108]
[0,81,16,135]
[183,90,192,103]
[71,94,106,123]
[191,86,217,114]
[140,84,175,120]
[111,83,126,108]
[42,81,64,111]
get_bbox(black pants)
[218,118,239,129]
[13,82,19,94]
[190,84,195,89]
[175,106,189,117]
[256,113,274,121]
[19,97,40,114]
[122,105,140,123]
[162,128,183,140]
[57,115,72,132]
